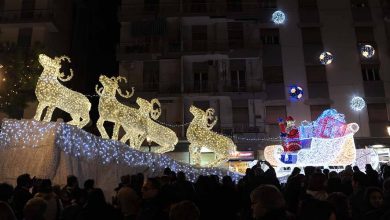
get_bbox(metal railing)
[0,9,54,23]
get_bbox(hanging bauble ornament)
[319,52,333,65]
[289,85,304,101]
[272,10,286,24]
[350,96,366,111]
[361,44,375,59]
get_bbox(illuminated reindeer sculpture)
[123,98,178,154]
[34,54,91,128]
[95,75,147,148]
[187,106,237,167]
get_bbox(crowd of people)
[0,161,390,220]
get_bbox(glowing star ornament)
[361,44,375,58]
[319,52,333,65]
[187,106,237,167]
[289,85,304,101]
[272,10,286,24]
[34,54,91,128]
[350,96,366,111]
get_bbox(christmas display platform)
[0,119,242,191]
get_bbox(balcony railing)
[0,9,54,24]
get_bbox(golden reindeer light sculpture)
[95,75,147,148]
[34,54,91,128]
[186,106,237,167]
[124,97,178,154]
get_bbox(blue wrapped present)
[280,153,297,164]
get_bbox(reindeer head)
[38,54,74,82]
[189,105,218,129]
[96,75,134,98]
[136,97,161,120]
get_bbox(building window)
[362,64,380,81]
[301,28,322,44]
[231,70,246,91]
[227,0,242,12]
[310,105,330,120]
[233,106,249,132]
[298,0,318,8]
[191,0,207,12]
[143,61,159,91]
[355,27,375,43]
[144,0,159,11]
[21,0,35,19]
[194,72,208,92]
[368,103,388,122]
[258,0,277,8]
[192,25,207,51]
[351,0,369,8]
[265,106,286,124]
[263,66,283,83]
[228,22,244,50]
[306,65,329,98]
[17,28,32,48]
[260,28,279,45]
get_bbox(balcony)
[265,83,285,100]
[351,7,372,23]
[298,9,320,24]
[0,10,57,31]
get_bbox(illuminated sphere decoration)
[350,96,366,111]
[289,85,304,101]
[360,44,375,58]
[319,52,333,65]
[272,10,286,24]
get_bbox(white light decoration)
[361,44,375,58]
[387,126,390,136]
[0,119,242,183]
[350,96,366,111]
[34,54,91,128]
[272,10,286,24]
[187,106,237,167]
[319,52,333,65]
[265,109,360,177]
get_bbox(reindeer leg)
[34,102,46,121]
[43,106,55,122]
[206,152,228,168]
[97,118,109,139]
[189,144,201,166]
[112,122,120,140]
[78,112,90,128]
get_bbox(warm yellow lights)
[34,54,91,128]
[96,75,177,154]
[187,106,237,167]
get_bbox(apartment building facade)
[118,0,390,157]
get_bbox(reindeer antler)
[149,98,161,120]
[117,87,134,99]
[205,108,218,130]
[56,55,74,82]
[95,85,103,96]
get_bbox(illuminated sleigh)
[264,110,359,167]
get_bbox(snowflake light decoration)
[350,96,366,111]
[289,85,304,101]
[360,44,375,59]
[319,52,333,65]
[272,10,286,24]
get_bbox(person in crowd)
[365,164,380,187]
[13,173,33,220]
[137,177,168,220]
[83,179,95,193]
[116,175,139,220]
[0,183,14,204]
[169,200,200,220]
[23,197,47,220]
[323,169,330,178]
[60,188,87,220]
[76,188,121,220]
[287,167,301,183]
[172,172,195,202]
[298,198,336,220]
[60,175,80,208]
[284,174,305,214]
[327,192,351,220]
[383,178,390,208]
[306,172,328,200]
[34,179,62,220]
[327,171,343,193]
[362,187,385,220]
[0,201,17,220]
[250,184,290,220]
[349,171,368,220]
